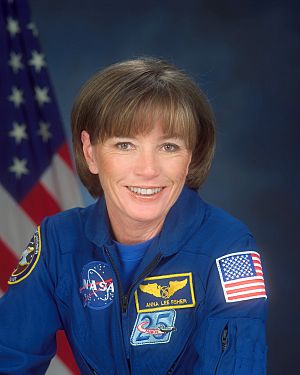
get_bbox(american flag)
[216,251,267,303]
[0,1,82,374]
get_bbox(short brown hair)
[71,58,216,197]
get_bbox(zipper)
[166,312,198,374]
[89,367,98,375]
[214,323,229,375]
[104,247,162,372]
[82,355,100,375]
[121,294,129,314]
[166,338,190,374]
[221,324,229,352]
[166,354,181,375]
[124,252,162,312]
[103,247,130,374]
[104,247,125,312]
[104,247,162,314]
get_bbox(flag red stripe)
[18,183,81,374]
[0,239,18,293]
[224,277,264,288]
[57,142,74,171]
[228,291,267,301]
[20,182,61,224]
[56,330,81,375]
[226,285,266,295]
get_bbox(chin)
[125,206,167,224]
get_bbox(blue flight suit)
[0,187,268,374]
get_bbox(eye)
[161,143,179,152]
[116,142,134,151]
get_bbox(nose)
[133,149,160,179]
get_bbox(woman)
[0,58,267,374]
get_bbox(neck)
[107,210,164,245]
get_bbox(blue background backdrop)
[30,1,300,373]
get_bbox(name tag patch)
[134,272,196,312]
[130,310,176,346]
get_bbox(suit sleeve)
[0,226,62,375]
[194,234,268,375]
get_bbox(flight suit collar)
[84,186,206,257]
[84,196,112,247]
[157,186,206,256]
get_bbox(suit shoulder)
[40,203,97,253]
[189,200,255,258]
[204,203,250,234]
[42,202,95,227]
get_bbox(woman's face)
[82,122,192,228]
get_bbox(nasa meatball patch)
[8,227,41,284]
[80,261,115,310]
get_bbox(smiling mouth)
[127,186,164,196]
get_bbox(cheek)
[98,156,130,182]
[172,158,192,181]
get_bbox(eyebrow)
[159,135,183,140]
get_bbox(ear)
[81,130,99,174]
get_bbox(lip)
[125,186,166,200]
[126,185,165,188]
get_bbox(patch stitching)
[130,309,177,346]
[216,250,267,303]
[134,272,196,312]
[8,227,42,285]
[80,261,115,310]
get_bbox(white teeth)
[128,187,162,196]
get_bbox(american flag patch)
[216,251,267,303]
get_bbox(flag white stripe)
[40,154,83,211]
[226,281,265,290]
[226,288,266,297]
[46,356,73,375]
[252,256,261,262]
[224,276,264,285]
[0,184,36,256]
[227,294,267,303]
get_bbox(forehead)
[93,98,197,151]
[104,108,190,137]
[110,122,184,140]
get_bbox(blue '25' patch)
[130,310,176,346]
